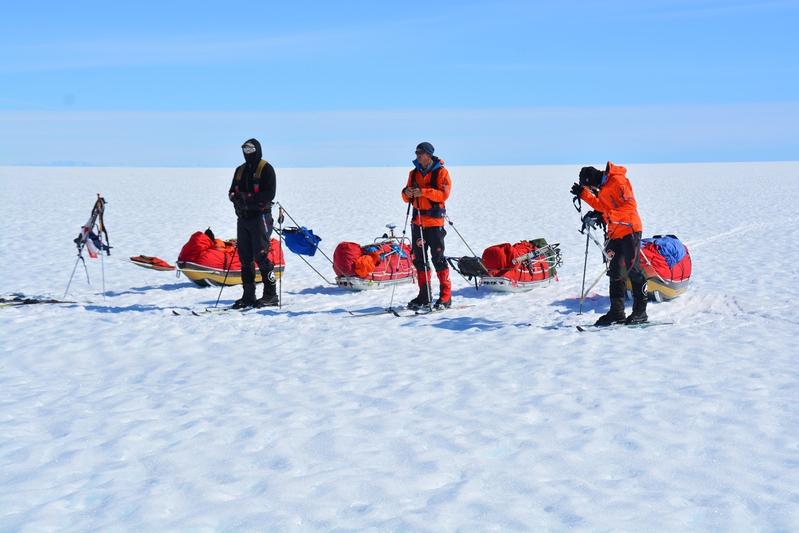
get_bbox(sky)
[1,0,797,167]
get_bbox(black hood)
[579,166,604,188]
[242,138,262,166]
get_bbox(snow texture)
[1,162,798,531]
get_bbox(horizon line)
[3,159,798,171]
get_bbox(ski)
[171,304,284,316]
[0,296,76,308]
[575,320,673,332]
[409,303,476,316]
[347,307,402,318]
[170,309,210,316]
[346,303,473,318]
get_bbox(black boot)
[408,271,432,310]
[407,289,431,310]
[594,297,626,326]
[256,278,279,307]
[232,283,257,309]
[433,298,451,310]
[625,288,649,324]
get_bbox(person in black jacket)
[228,138,278,308]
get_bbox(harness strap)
[234,159,268,184]
[411,166,445,219]
[412,206,447,218]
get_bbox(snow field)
[1,162,798,530]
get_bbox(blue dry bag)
[282,226,322,256]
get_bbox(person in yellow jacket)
[401,142,452,310]
[571,162,648,325]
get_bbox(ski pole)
[583,263,609,301]
[273,201,337,286]
[388,199,413,311]
[64,254,85,299]
[445,215,478,257]
[411,181,433,310]
[100,237,106,300]
[578,229,590,314]
[278,206,284,309]
[275,202,335,266]
[213,240,238,308]
[574,192,588,314]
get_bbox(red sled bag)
[635,234,692,301]
[464,238,560,292]
[333,239,416,290]
[333,242,363,277]
[177,230,284,286]
[481,239,557,283]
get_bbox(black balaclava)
[242,138,262,166]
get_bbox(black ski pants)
[411,225,447,272]
[237,212,275,289]
[606,231,647,300]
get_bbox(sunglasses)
[415,150,426,156]
[242,144,257,154]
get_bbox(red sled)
[632,234,692,301]
[449,238,561,293]
[333,224,416,290]
[176,230,285,287]
[479,238,561,292]
[130,255,175,271]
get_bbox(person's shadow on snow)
[550,295,608,315]
[104,282,197,296]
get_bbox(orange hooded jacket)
[579,162,642,239]
[401,158,451,227]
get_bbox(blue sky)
[1,0,797,167]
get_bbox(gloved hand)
[570,182,583,196]
[582,210,605,230]
[404,187,422,198]
[230,192,246,217]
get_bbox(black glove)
[570,182,582,196]
[579,166,604,187]
[230,193,245,217]
[582,210,605,230]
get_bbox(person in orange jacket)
[402,142,452,310]
[571,162,648,325]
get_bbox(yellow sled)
[628,276,689,302]
[178,261,284,287]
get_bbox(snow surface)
[1,162,798,531]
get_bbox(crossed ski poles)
[575,195,612,314]
[64,194,110,299]
[578,219,611,314]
